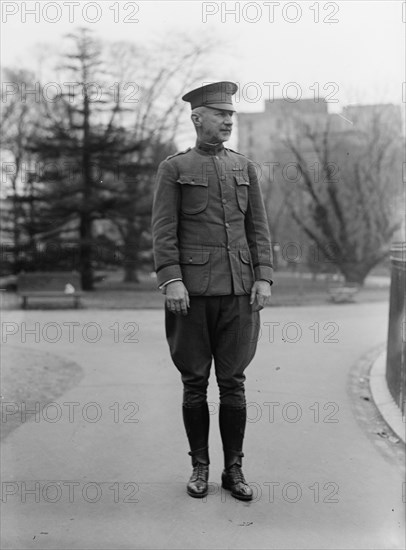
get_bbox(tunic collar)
[195,139,225,155]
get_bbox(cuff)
[156,264,182,287]
[254,265,274,285]
[159,278,183,290]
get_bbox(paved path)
[1,302,404,549]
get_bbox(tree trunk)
[79,216,94,290]
[12,193,20,274]
[340,263,369,286]
[80,81,94,291]
[123,264,139,283]
[122,227,140,283]
[11,168,21,274]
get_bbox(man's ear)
[191,113,201,127]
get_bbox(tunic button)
[227,245,231,251]
[225,222,230,228]
[220,176,225,180]
[188,258,193,263]
[222,198,227,204]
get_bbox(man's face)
[198,107,234,143]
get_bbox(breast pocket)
[177,174,209,214]
[234,173,250,214]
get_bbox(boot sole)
[187,487,208,498]
[221,481,253,501]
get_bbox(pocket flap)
[180,250,210,265]
[234,173,250,186]
[177,174,208,187]
[239,249,251,264]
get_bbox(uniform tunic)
[152,143,273,294]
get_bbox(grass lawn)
[1,269,390,310]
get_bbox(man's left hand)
[250,280,272,309]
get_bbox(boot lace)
[228,464,246,484]
[194,463,208,479]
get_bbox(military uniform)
[151,81,273,500]
[153,144,273,294]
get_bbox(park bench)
[17,272,83,309]
[327,283,360,303]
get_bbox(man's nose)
[224,115,233,126]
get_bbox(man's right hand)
[165,281,190,315]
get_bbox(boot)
[219,404,253,501]
[183,403,210,498]
[187,459,209,498]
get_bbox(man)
[152,81,273,501]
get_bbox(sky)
[1,0,405,148]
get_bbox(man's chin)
[219,132,232,142]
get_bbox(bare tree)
[261,166,299,270]
[0,68,42,273]
[281,109,403,284]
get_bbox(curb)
[369,350,405,443]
